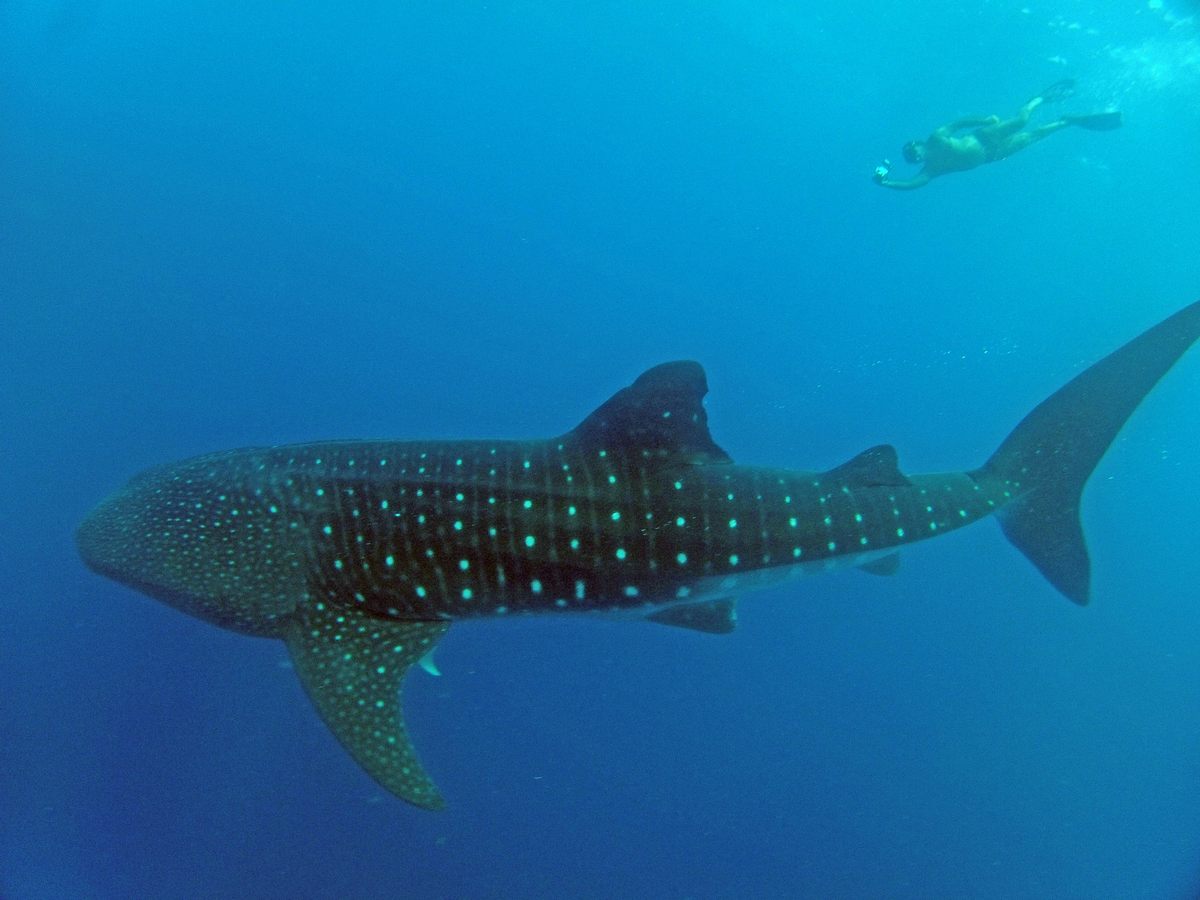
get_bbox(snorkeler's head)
[902,140,924,164]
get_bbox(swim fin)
[1036,78,1076,104]
[1064,110,1123,131]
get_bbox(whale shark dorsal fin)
[569,361,732,465]
[825,444,911,487]
[646,597,738,634]
[283,603,449,810]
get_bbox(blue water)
[4,1,1200,897]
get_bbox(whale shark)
[78,300,1200,809]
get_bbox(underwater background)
[3,1,1200,897]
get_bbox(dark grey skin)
[78,301,1200,809]
[875,82,1119,190]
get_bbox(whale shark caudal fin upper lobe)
[976,300,1200,605]
[283,602,449,809]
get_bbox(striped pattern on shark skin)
[78,299,1200,808]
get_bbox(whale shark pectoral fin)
[646,597,738,634]
[282,602,450,810]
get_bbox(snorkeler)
[873,80,1121,191]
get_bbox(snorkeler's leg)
[988,121,1070,161]
[1019,80,1075,118]
[979,109,1032,142]
[1030,120,1072,140]
[1033,79,1076,106]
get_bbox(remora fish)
[78,301,1200,809]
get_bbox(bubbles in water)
[1105,3,1200,103]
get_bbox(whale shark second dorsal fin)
[568,361,732,466]
[824,444,911,488]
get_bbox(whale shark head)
[77,451,301,636]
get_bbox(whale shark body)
[78,300,1200,808]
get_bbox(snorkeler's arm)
[876,171,932,190]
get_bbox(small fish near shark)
[78,300,1200,809]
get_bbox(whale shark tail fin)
[975,301,1200,604]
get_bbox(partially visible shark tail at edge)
[974,300,1200,605]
